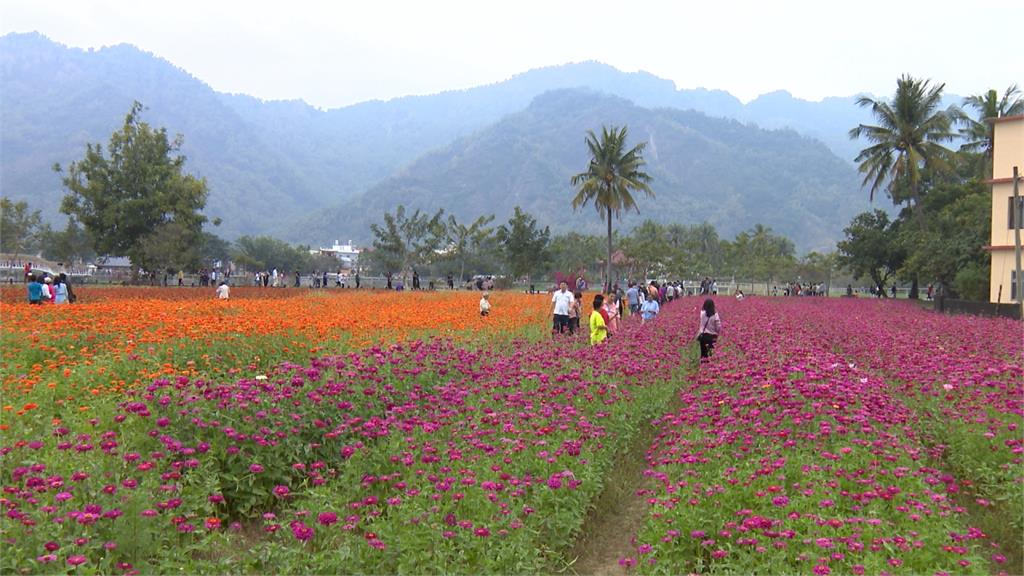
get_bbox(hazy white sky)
[2,0,1021,109]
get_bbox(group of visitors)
[548,278,723,361]
[771,282,827,297]
[26,273,75,304]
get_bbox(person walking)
[640,294,660,324]
[551,281,574,336]
[26,274,43,304]
[41,276,54,303]
[589,294,608,345]
[696,298,722,361]
[53,275,69,304]
[626,282,640,316]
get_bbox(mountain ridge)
[3,32,890,249]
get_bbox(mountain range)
[2,32,902,252]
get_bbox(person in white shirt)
[216,281,230,300]
[479,292,491,317]
[551,281,574,335]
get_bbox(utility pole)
[1014,166,1022,319]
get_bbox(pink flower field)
[1,296,1020,574]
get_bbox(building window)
[1010,197,1024,229]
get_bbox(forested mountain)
[3,32,883,248]
[317,90,871,252]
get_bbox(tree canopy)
[570,125,654,291]
[56,101,210,275]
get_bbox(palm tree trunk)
[606,206,613,294]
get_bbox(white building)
[315,240,361,268]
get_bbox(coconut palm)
[848,75,956,209]
[570,126,654,292]
[956,85,1023,176]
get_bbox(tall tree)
[849,75,955,298]
[495,206,550,283]
[56,101,210,278]
[956,85,1023,177]
[366,206,446,280]
[0,198,44,258]
[445,214,495,283]
[849,76,956,209]
[570,125,654,292]
[231,235,309,273]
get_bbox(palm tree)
[849,75,956,210]
[956,85,1023,176]
[571,126,654,293]
[849,75,956,300]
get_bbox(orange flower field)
[0,287,552,407]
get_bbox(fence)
[932,298,1022,320]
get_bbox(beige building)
[987,115,1024,305]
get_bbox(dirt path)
[568,365,692,576]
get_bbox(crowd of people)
[542,278,723,361]
[25,273,75,304]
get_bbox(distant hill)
[2,32,896,248]
[313,90,872,253]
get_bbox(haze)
[1,0,1021,109]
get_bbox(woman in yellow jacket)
[589,294,608,345]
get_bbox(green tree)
[836,210,905,297]
[956,85,1023,177]
[232,235,308,273]
[849,76,956,210]
[570,125,654,292]
[56,101,210,278]
[495,206,550,282]
[902,178,990,300]
[366,206,446,280]
[40,218,96,266]
[620,220,667,280]
[724,224,796,281]
[549,232,604,280]
[199,233,232,268]
[445,214,495,283]
[849,75,956,299]
[137,221,203,275]
[0,198,44,258]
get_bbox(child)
[479,292,491,316]
[696,298,721,360]
[603,292,619,335]
[589,294,608,345]
[568,291,583,335]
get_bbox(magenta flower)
[290,520,314,541]
[66,555,87,566]
[317,512,338,526]
[272,485,290,498]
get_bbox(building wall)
[989,116,1024,303]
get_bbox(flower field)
[1,289,1021,574]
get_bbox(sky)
[1,0,1021,110]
